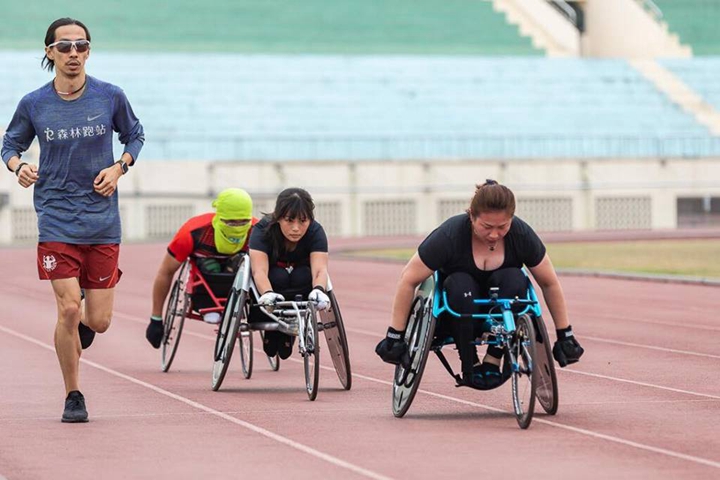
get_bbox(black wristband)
[262,290,275,296]
[15,162,28,177]
[556,325,574,340]
[386,326,405,341]
[313,285,326,293]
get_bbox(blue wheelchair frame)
[392,268,558,427]
[429,270,541,387]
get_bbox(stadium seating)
[0,0,538,55]
[654,1,720,55]
[1,53,717,160]
[662,58,720,112]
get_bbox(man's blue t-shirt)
[1,76,144,244]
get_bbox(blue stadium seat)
[2,53,719,160]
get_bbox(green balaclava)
[211,188,253,255]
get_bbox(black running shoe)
[145,320,164,349]
[278,334,295,360]
[78,322,96,350]
[480,362,503,388]
[461,369,487,390]
[62,390,89,423]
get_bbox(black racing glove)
[146,316,164,349]
[375,327,410,367]
[552,325,584,367]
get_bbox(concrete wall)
[2,156,720,244]
[582,0,691,58]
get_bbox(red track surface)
[1,243,719,479]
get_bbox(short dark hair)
[467,179,516,217]
[41,18,91,72]
[264,188,316,259]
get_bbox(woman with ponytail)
[375,180,584,389]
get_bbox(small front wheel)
[302,302,320,401]
[511,314,538,429]
[238,329,254,379]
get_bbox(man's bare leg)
[51,278,83,394]
[84,288,114,334]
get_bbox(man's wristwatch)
[114,159,129,175]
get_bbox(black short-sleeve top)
[417,214,546,283]
[248,216,328,266]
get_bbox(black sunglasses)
[48,40,90,53]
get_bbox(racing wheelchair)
[391,270,558,429]
[210,254,352,400]
[160,256,279,372]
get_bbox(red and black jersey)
[167,213,258,262]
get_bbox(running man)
[1,18,144,422]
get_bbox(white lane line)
[583,335,720,360]
[112,311,720,468]
[345,373,720,470]
[345,326,383,337]
[0,325,390,480]
[568,399,720,406]
[584,312,720,332]
[559,369,720,400]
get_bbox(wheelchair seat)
[190,271,235,311]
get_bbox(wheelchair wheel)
[532,314,558,415]
[161,261,190,372]
[392,295,436,418]
[238,328,254,380]
[259,331,280,371]
[511,314,538,429]
[320,291,352,390]
[302,302,320,401]
[211,287,247,391]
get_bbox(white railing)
[547,0,578,27]
[635,0,663,20]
